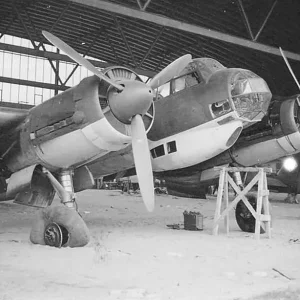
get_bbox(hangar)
[1,1,300,299]
[1,0,300,103]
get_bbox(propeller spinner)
[42,30,192,212]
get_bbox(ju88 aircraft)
[0,31,298,248]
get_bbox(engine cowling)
[4,67,154,173]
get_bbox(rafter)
[22,6,64,85]
[36,2,71,49]
[254,0,277,42]
[70,0,300,62]
[138,27,164,68]
[136,0,152,11]
[12,1,36,49]
[113,17,137,67]
[154,51,168,73]
[63,27,103,85]
[237,0,254,41]
[102,28,122,65]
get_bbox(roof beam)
[69,0,300,62]
[0,76,70,91]
[0,42,156,78]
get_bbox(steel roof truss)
[12,1,37,49]
[138,26,165,68]
[237,0,254,41]
[69,0,300,61]
[21,6,64,86]
[103,29,122,65]
[114,16,137,67]
[254,0,278,42]
[63,27,103,86]
[136,0,152,11]
[36,2,71,49]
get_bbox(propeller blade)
[42,31,123,91]
[279,47,300,91]
[149,54,192,89]
[131,114,155,212]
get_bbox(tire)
[235,194,265,234]
[30,205,90,247]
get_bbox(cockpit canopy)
[155,57,224,98]
[154,57,271,125]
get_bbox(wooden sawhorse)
[212,167,272,239]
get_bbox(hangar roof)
[1,0,300,96]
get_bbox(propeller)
[279,47,300,91]
[131,114,155,212]
[42,31,124,91]
[42,31,192,212]
[149,54,192,89]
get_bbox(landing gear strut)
[30,168,90,248]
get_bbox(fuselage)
[87,58,272,179]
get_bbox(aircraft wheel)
[235,194,265,234]
[30,205,90,248]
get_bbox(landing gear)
[284,193,299,204]
[231,171,265,233]
[30,204,90,247]
[235,194,265,233]
[30,168,90,248]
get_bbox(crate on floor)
[183,210,203,231]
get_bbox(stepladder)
[212,167,272,239]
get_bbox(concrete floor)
[0,190,300,300]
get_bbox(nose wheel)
[235,195,265,234]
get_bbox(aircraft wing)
[0,105,29,159]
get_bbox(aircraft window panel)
[185,72,200,87]
[231,79,248,96]
[210,99,232,118]
[232,93,265,120]
[167,141,177,154]
[155,82,170,99]
[172,72,200,94]
[174,76,186,92]
[150,148,157,158]
[243,81,252,94]
[248,78,270,93]
[231,78,270,97]
[154,144,165,157]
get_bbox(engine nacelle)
[4,68,154,173]
[232,95,300,166]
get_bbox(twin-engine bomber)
[0,31,298,247]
